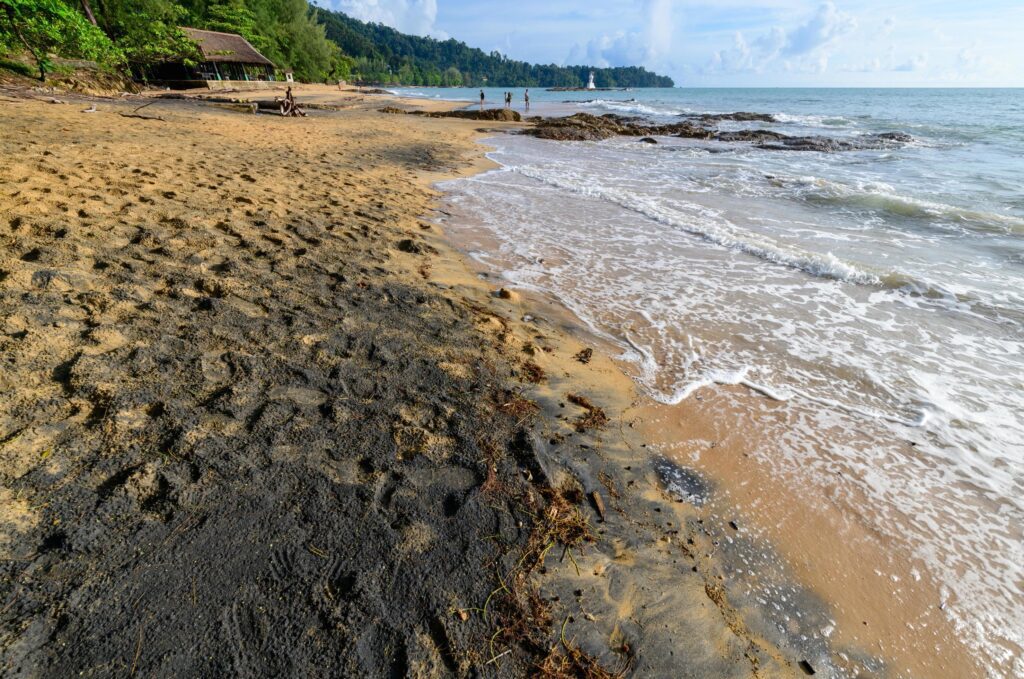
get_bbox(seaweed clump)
[566,393,609,432]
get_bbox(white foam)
[438,109,1024,676]
[507,163,884,286]
[577,98,688,117]
[774,112,852,127]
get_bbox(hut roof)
[181,28,274,66]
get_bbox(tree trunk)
[92,0,113,33]
[79,0,98,26]
[1,5,46,80]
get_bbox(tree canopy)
[318,10,674,88]
[0,0,674,88]
[0,0,343,81]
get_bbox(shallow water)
[418,87,1024,676]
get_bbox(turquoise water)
[403,87,1024,674]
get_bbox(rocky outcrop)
[525,113,712,141]
[423,108,523,122]
[688,111,778,123]
[380,107,522,122]
[524,112,913,152]
[756,131,914,152]
[715,129,789,143]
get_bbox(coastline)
[431,187,984,679]
[428,126,992,677]
[0,82,985,677]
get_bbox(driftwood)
[590,490,606,522]
[276,92,306,118]
[209,102,258,115]
[118,100,164,121]
[153,93,342,113]
[278,101,306,117]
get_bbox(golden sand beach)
[0,83,982,677]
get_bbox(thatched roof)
[181,28,274,66]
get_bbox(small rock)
[396,238,422,254]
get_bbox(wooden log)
[209,102,258,115]
[591,490,606,522]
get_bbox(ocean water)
[404,87,1024,674]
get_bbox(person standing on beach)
[524,89,530,112]
[480,89,485,109]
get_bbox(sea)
[394,86,1024,675]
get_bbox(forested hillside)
[0,0,674,87]
[0,0,342,81]
[318,10,674,88]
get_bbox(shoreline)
[0,82,987,676]
[431,131,990,677]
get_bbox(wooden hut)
[148,28,277,89]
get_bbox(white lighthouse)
[587,71,596,90]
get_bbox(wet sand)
[630,392,985,678]
[0,81,977,677]
[436,197,989,677]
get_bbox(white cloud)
[647,0,673,62]
[703,1,855,74]
[956,46,997,73]
[842,45,930,74]
[566,31,649,67]
[332,0,443,37]
[781,2,856,57]
[566,0,674,69]
[893,53,927,72]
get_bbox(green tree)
[202,0,270,53]
[91,0,196,70]
[0,0,119,79]
[317,9,674,88]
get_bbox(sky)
[318,1,1024,86]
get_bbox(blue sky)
[321,1,1024,86]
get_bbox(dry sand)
[0,82,963,677]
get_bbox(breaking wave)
[505,163,885,285]
[577,98,688,118]
[790,177,1024,234]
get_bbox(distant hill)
[317,10,674,88]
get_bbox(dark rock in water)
[715,129,789,143]
[526,112,714,141]
[757,132,913,152]
[525,113,623,141]
[688,111,778,123]
[876,131,913,142]
[383,107,522,122]
[422,108,522,122]
[653,457,711,506]
[525,111,912,153]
